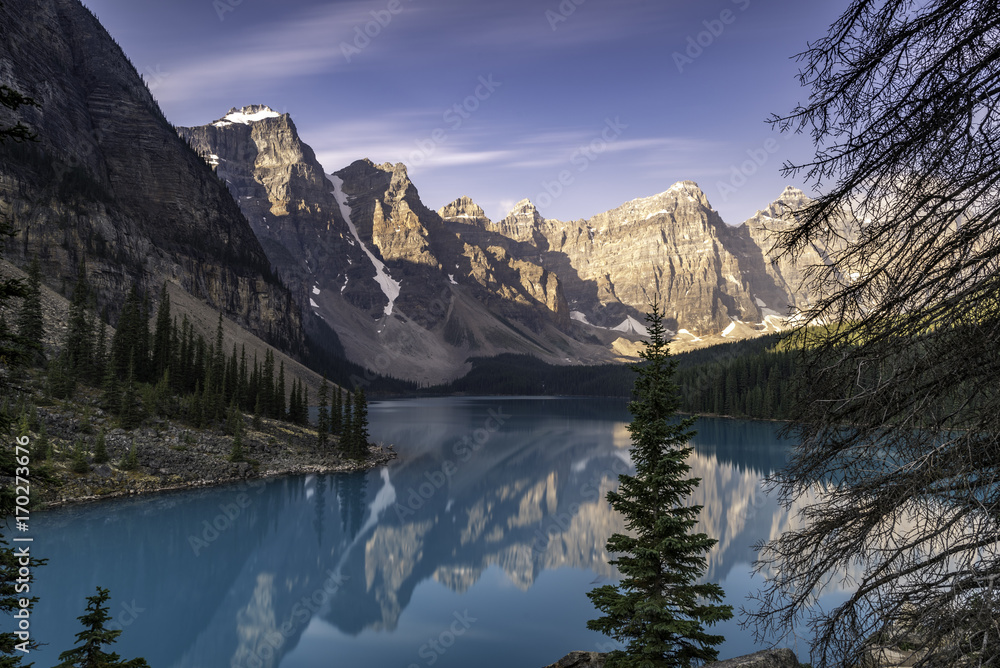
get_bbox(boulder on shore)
[543,648,800,668]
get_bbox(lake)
[30,397,811,667]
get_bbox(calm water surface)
[31,397,811,667]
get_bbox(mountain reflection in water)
[32,397,808,667]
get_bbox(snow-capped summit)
[213,105,281,127]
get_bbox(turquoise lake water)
[30,397,816,667]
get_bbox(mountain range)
[0,0,839,387]
[179,106,836,384]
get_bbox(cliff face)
[177,102,843,381]
[0,1,302,352]
[476,182,762,333]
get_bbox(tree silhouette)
[53,587,149,668]
[751,2,1000,666]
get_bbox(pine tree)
[119,440,138,472]
[118,361,142,430]
[587,303,732,667]
[53,587,150,668]
[317,377,330,447]
[151,283,172,380]
[261,350,275,419]
[228,404,245,463]
[352,388,369,458]
[70,438,89,474]
[237,345,248,410]
[302,385,309,426]
[331,386,342,435]
[209,312,225,418]
[94,427,108,464]
[341,391,354,456]
[47,349,75,399]
[34,424,49,462]
[110,288,140,381]
[276,361,286,421]
[252,392,262,431]
[65,262,93,381]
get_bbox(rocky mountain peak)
[438,196,489,223]
[212,105,283,127]
[502,199,544,227]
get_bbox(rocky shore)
[19,402,395,509]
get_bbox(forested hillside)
[427,334,802,421]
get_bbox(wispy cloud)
[153,1,429,104]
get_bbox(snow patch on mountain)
[612,316,649,337]
[213,106,280,127]
[328,174,401,316]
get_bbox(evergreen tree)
[70,438,89,474]
[119,440,138,472]
[252,392,262,431]
[276,361,286,421]
[587,303,732,667]
[110,289,141,381]
[53,587,150,668]
[331,386,342,435]
[65,262,93,381]
[261,350,275,419]
[237,345,248,410]
[34,424,49,462]
[136,292,152,382]
[317,377,330,446]
[118,361,142,430]
[224,343,238,406]
[151,283,172,380]
[228,404,245,463]
[94,427,108,464]
[16,255,44,366]
[209,313,225,419]
[341,391,354,456]
[47,349,75,399]
[352,388,369,457]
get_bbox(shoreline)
[21,401,397,510]
[38,445,397,510]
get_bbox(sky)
[81,0,851,225]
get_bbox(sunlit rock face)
[0,4,302,352]
[179,101,844,379]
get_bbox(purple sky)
[82,0,850,225]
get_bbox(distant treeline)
[674,336,801,420]
[425,334,803,420]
